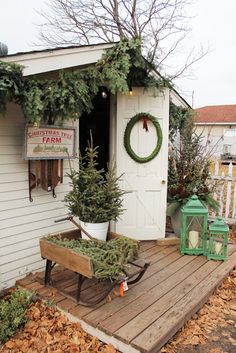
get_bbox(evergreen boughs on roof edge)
[0,38,171,125]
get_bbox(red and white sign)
[25,126,76,159]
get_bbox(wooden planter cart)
[39,217,150,306]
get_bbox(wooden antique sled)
[39,217,150,306]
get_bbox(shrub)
[0,288,34,343]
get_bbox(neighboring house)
[195,105,236,158]
[0,43,188,289]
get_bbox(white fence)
[209,161,236,224]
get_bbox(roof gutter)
[195,122,236,126]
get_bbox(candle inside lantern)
[189,230,199,249]
[214,241,222,254]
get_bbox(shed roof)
[0,42,116,59]
[0,41,189,108]
[0,42,114,76]
[195,105,236,124]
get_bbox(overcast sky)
[0,0,235,108]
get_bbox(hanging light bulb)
[129,86,133,96]
[101,87,108,99]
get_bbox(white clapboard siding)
[1,241,42,259]
[0,239,39,257]
[0,226,69,256]
[209,161,236,224]
[0,146,23,154]
[0,173,71,204]
[0,180,29,193]
[0,189,44,202]
[0,185,71,202]
[0,173,27,183]
[0,122,24,130]
[0,235,41,254]
[0,163,28,174]
[0,223,72,249]
[1,260,45,284]
[0,206,67,230]
[0,240,41,258]
[0,136,24,146]
[0,104,78,290]
[0,161,74,175]
[1,196,68,220]
[1,252,42,274]
[0,154,26,164]
[0,247,41,267]
[0,170,72,205]
[0,173,71,194]
[0,122,25,132]
[0,190,69,212]
[0,208,69,238]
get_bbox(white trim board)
[1,43,114,76]
[65,311,141,353]
[195,122,236,126]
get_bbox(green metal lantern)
[180,195,208,255]
[207,216,229,261]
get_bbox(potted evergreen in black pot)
[64,139,125,240]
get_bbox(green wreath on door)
[124,112,163,163]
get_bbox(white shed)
[0,43,187,289]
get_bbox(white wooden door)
[115,87,169,240]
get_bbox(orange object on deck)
[119,282,124,297]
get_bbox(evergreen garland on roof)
[0,61,23,114]
[0,38,171,125]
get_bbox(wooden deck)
[17,241,236,353]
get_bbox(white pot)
[80,220,109,241]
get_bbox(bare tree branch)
[37,0,208,78]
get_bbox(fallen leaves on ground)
[0,300,118,353]
[209,349,224,353]
[160,267,236,353]
[229,226,236,243]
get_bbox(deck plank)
[62,277,98,297]
[69,246,180,315]
[69,249,183,319]
[140,245,169,259]
[99,256,210,336]
[69,280,113,302]
[82,252,197,327]
[16,242,236,353]
[58,298,78,312]
[131,250,236,353]
[146,245,178,262]
[113,259,220,343]
[139,241,157,252]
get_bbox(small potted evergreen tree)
[64,139,125,240]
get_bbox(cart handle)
[54,216,94,240]
[54,216,73,223]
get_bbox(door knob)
[161,180,166,184]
